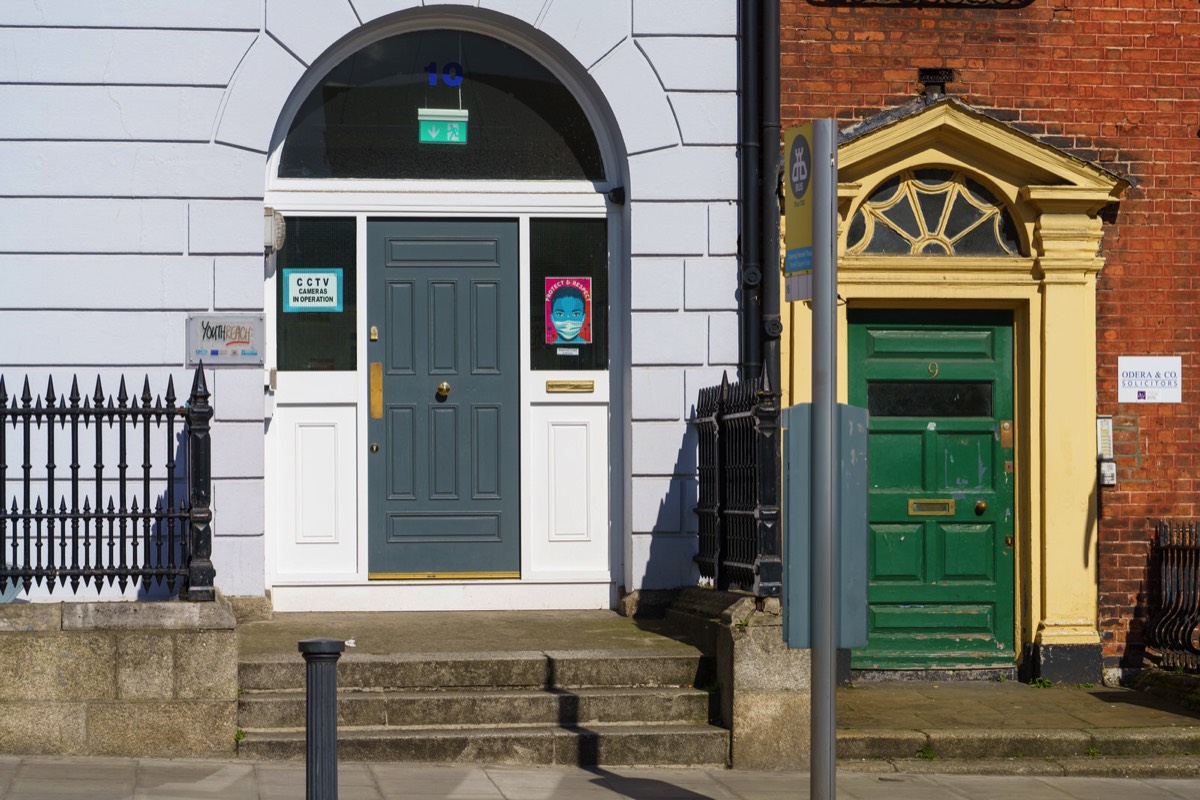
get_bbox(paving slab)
[0,756,1195,799]
[918,774,1078,800]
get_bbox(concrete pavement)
[0,756,1198,799]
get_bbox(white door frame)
[262,178,625,611]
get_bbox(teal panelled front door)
[849,310,1016,669]
[367,220,520,578]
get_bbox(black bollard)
[299,638,345,800]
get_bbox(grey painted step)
[239,686,714,730]
[239,651,713,692]
[237,723,730,767]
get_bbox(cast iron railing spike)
[45,376,56,419]
[190,362,209,403]
[58,496,68,582]
[8,499,18,580]
[33,497,44,574]
[106,497,116,587]
[130,496,140,580]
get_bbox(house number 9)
[928,361,939,378]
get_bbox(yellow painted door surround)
[781,99,1126,671]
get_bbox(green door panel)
[367,219,520,578]
[850,309,1015,670]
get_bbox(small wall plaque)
[186,314,265,366]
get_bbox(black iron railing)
[1144,520,1200,669]
[692,371,781,597]
[0,365,214,600]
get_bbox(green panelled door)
[367,220,520,579]
[849,310,1015,669]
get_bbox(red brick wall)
[781,0,1200,669]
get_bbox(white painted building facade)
[0,0,741,611]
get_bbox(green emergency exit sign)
[418,108,468,145]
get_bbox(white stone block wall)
[1,0,740,597]
[0,2,268,599]
[621,0,739,588]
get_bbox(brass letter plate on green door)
[908,499,955,516]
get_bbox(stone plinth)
[0,596,238,757]
[667,587,812,769]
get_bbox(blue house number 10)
[425,61,464,87]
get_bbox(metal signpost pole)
[810,117,838,800]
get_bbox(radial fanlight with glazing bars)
[846,168,1024,257]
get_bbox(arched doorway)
[261,16,629,611]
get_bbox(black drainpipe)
[739,0,781,391]
[739,0,762,383]
[760,0,782,396]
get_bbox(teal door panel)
[367,220,520,578]
[849,310,1015,670]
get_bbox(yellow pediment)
[838,99,1126,219]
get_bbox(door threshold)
[368,571,521,581]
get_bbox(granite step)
[239,651,715,692]
[237,723,730,767]
[239,686,715,730]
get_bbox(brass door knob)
[436,381,451,398]
[370,443,379,453]
[975,500,987,515]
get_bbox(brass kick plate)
[546,380,594,393]
[369,571,521,580]
[908,499,955,516]
[370,362,383,419]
